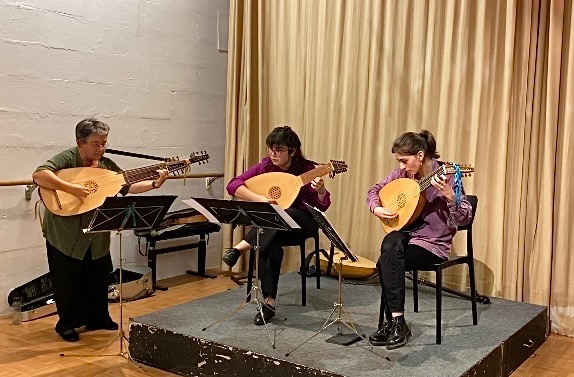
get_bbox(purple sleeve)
[448,198,473,226]
[226,159,268,196]
[443,175,473,226]
[366,168,404,213]
[299,160,331,211]
[302,185,331,212]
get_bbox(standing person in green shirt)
[33,117,169,342]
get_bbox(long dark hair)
[391,130,440,159]
[266,126,306,174]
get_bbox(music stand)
[183,197,299,348]
[286,203,372,357]
[61,195,176,359]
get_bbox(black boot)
[368,321,394,346]
[222,248,241,268]
[386,316,411,350]
[254,304,275,326]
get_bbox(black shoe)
[59,329,80,342]
[368,321,394,346]
[254,304,275,326]
[386,317,412,350]
[222,248,241,268]
[86,320,119,331]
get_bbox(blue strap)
[453,164,462,207]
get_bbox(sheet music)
[182,198,220,224]
[182,198,300,229]
[306,204,358,261]
[270,204,301,229]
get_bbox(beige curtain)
[225,0,574,336]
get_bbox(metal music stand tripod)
[286,203,375,357]
[61,195,176,359]
[183,197,299,349]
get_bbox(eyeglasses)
[266,146,289,155]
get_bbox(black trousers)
[244,208,318,300]
[46,241,113,334]
[377,231,444,324]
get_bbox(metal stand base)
[285,257,379,357]
[201,229,284,349]
[202,284,282,349]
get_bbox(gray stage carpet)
[129,273,546,377]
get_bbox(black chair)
[246,231,321,306]
[412,195,479,344]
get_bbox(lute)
[39,151,209,216]
[378,162,474,232]
[244,160,348,209]
[319,249,377,279]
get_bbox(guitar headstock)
[189,151,210,165]
[328,160,348,178]
[442,162,474,177]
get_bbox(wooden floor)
[1,268,572,377]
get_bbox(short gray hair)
[75,117,110,143]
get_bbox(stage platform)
[129,273,547,377]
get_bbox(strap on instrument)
[106,148,169,162]
[34,199,44,228]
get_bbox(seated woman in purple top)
[366,130,473,350]
[224,126,331,325]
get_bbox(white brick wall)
[0,0,229,315]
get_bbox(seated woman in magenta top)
[224,126,331,325]
[366,130,473,350]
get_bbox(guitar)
[244,160,348,209]
[39,152,209,216]
[378,162,474,233]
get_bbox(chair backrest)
[455,195,477,259]
[457,195,478,232]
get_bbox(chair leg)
[468,259,478,325]
[300,244,306,306]
[413,270,419,312]
[246,249,255,303]
[436,268,442,345]
[314,236,321,289]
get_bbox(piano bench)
[135,222,221,291]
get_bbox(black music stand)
[62,195,176,359]
[286,203,373,356]
[183,197,299,349]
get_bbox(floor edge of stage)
[128,273,547,377]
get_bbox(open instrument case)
[7,272,56,322]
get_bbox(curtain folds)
[225,0,574,335]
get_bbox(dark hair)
[391,130,440,159]
[266,125,306,174]
[75,117,110,143]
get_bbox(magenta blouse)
[227,157,331,212]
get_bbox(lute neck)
[418,165,445,192]
[122,161,187,185]
[299,164,333,185]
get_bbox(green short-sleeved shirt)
[35,147,129,260]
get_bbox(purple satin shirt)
[366,159,473,259]
[227,157,331,212]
